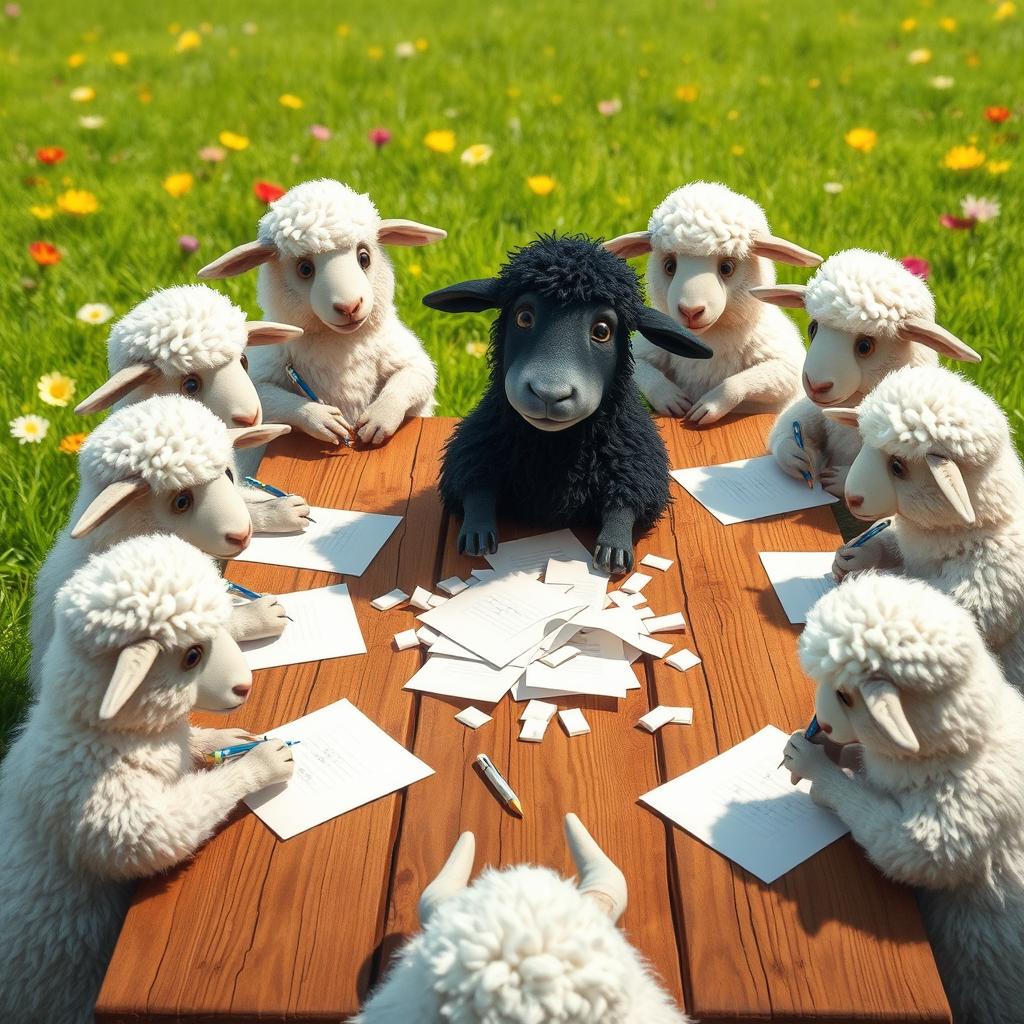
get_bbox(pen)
[243,475,317,523]
[475,753,523,817]
[779,715,822,768]
[792,421,814,489]
[850,518,892,549]
[285,363,351,448]
[226,581,294,621]
[205,737,301,764]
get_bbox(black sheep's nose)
[527,380,574,404]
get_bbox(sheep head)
[424,234,709,431]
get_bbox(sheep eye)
[172,489,193,514]
[181,645,203,671]
[296,259,315,280]
[225,468,234,483]
[719,259,736,278]
[515,308,534,330]
[591,321,613,343]
[663,256,676,277]
[240,353,249,371]
[837,690,854,708]
[807,319,818,340]
[889,455,907,479]
[855,335,876,358]
[358,246,371,271]
[181,374,202,396]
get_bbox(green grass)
[0,0,1020,751]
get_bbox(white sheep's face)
[647,249,754,333]
[141,358,262,427]
[284,244,381,335]
[802,323,909,408]
[143,472,253,558]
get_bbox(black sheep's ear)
[422,278,502,314]
[636,306,713,360]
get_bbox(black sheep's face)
[501,291,620,432]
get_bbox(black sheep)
[423,234,712,573]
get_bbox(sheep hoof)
[593,542,634,576]
[458,521,498,557]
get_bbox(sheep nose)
[847,495,864,509]
[225,528,252,549]
[820,721,833,735]
[806,375,835,397]
[232,683,251,698]
[678,304,706,327]
[333,298,363,319]
[528,381,574,405]
[232,412,259,427]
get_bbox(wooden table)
[97,415,951,1023]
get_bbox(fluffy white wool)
[80,394,231,491]
[804,249,936,339]
[647,180,770,259]
[857,365,1007,465]
[58,534,230,655]
[107,285,249,374]
[258,178,381,257]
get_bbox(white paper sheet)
[671,455,838,526]
[523,629,638,698]
[486,529,593,576]
[639,725,850,883]
[244,699,433,840]
[238,506,402,575]
[239,585,365,670]
[545,558,608,612]
[758,552,837,624]
[403,655,523,703]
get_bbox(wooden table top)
[96,415,951,1024]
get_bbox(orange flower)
[59,432,88,454]
[254,180,285,203]
[985,105,1011,123]
[36,146,66,165]
[29,241,61,266]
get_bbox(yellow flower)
[900,17,917,31]
[994,1,1016,20]
[966,52,981,67]
[415,38,429,51]
[807,77,821,89]
[730,144,745,156]
[30,205,55,219]
[59,432,88,454]
[336,23,351,37]
[423,129,456,154]
[199,22,212,34]
[37,371,76,408]
[987,159,1011,174]
[67,53,86,68]
[674,83,699,102]
[461,143,493,166]
[543,45,556,57]
[175,29,201,52]
[549,93,563,105]
[638,67,649,79]
[506,85,521,98]
[167,21,181,34]
[844,127,877,152]
[279,93,303,109]
[138,86,152,103]
[613,194,632,208]
[907,48,932,64]
[162,172,194,198]
[219,130,249,151]
[367,45,383,59]
[57,189,99,215]
[408,263,422,278]
[70,85,95,103]
[465,341,487,358]
[943,144,986,170]
[110,50,130,65]
[938,16,957,31]
[526,175,556,196]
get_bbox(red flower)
[28,241,61,266]
[901,256,930,280]
[36,146,66,165]
[368,126,392,148]
[939,213,976,230]
[985,106,1011,124]
[253,180,285,203]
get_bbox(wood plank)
[96,418,448,1022]
[647,414,951,1023]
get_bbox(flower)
[930,76,955,89]
[730,144,745,156]
[219,130,249,151]
[198,145,226,162]
[336,23,350,36]
[57,188,98,215]
[36,146,65,165]
[823,181,845,193]
[526,174,556,196]
[37,371,75,406]
[10,415,49,444]
[423,129,456,153]
[70,86,95,103]
[175,29,201,52]
[844,127,877,152]
[460,143,493,166]
[67,53,86,68]
[254,180,286,203]
[597,97,622,116]
[278,93,303,109]
[242,21,258,35]
[939,213,976,229]
[674,84,699,102]
[28,241,61,266]
[465,341,487,358]
[938,16,957,31]
[395,40,415,58]
[110,50,130,65]
[5,4,22,17]
[178,234,200,253]
[985,105,1011,123]
[901,257,930,280]
[415,38,429,52]
[162,172,194,198]
[807,77,821,89]
[942,144,985,169]
[137,87,152,104]
[76,303,113,324]
[78,115,105,129]
[309,123,331,141]
[408,263,422,278]
[907,48,932,64]
[987,159,1011,174]
[368,126,391,148]
[900,17,917,31]
[30,205,54,219]
[59,432,88,454]
[961,194,1000,222]
[367,45,383,59]
[994,1,1016,20]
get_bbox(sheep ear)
[822,407,861,429]
[748,234,822,268]
[418,831,475,925]
[861,677,919,754]
[748,284,808,309]
[422,278,502,314]
[896,316,982,364]
[100,638,161,720]
[377,219,447,247]
[197,241,278,279]
[636,306,712,360]
[927,453,975,525]
[227,423,291,450]
[565,813,628,922]
[603,231,653,259]
[71,479,151,539]
[74,364,160,415]
[245,321,303,346]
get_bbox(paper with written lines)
[404,655,523,703]
[245,699,433,840]
[237,506,402,576]
[485,529,593,576]
[758,552,837,624]
[671,455,838,526]
[640,725,849,883]
[238,584,365,670]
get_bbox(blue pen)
[243,476,317,524]
[780,715,822,768]
[205,738,301,764]
[792,421,814,489]
[851,518,892,549]
[226,581,294,621]
[286,363,352,448]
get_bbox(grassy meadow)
[0,0,1020,750]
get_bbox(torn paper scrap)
[666,648,701,672]
[640,553,673,572]
[372,588,408,611]
[558,708,590,737]
[455,706,492,729]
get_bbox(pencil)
[226,581,294,621]
[243,475,317,523]
[792,420,814,489]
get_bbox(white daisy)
[10,414,49,444]
[76,303,114,324]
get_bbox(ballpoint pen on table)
[474,753,523,817]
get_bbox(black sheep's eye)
[296,259,315,280]
[181,374,202,396]
[515,308,534,330]
[181,645,203,671]
[719,259,736,278]
[172,489,193,514]
[240,353,249,371]
[855,335,876,358]
[837,690,853,708]
[807,319,818,340]
[358,246,371,270]
[590,321,613,343]
[225,468,234,483]
[663,256,676,277]
[889,455,907,479]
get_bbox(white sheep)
[0,533,295,1024]
[354,814,690,1024]
[782,572,1024,1024]
[604,180,820,425]
[827,364,1024,682]
[197,178,446,451]
[29,394,290,689]
[756,249,981,496]
[75,284,311,532]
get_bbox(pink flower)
[309,123,331,141]
[198,145,226,163]
[961,194,1000,223]
[939,213,976,230]
[597,97,622,117]
[4,3,22,17]
[178,234,200,253]
[368,126,391,148]
[901,256,930,280]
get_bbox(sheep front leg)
[594,507,636,576]
[230,597,288,642]
[833,529,902,583]
[242,488,312,533]
[769,398,827,486]
[355,367,435,447]
[259,380,352,446]
[688,359,797,426]
[633,355,692,417]
[459,490,498,556]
